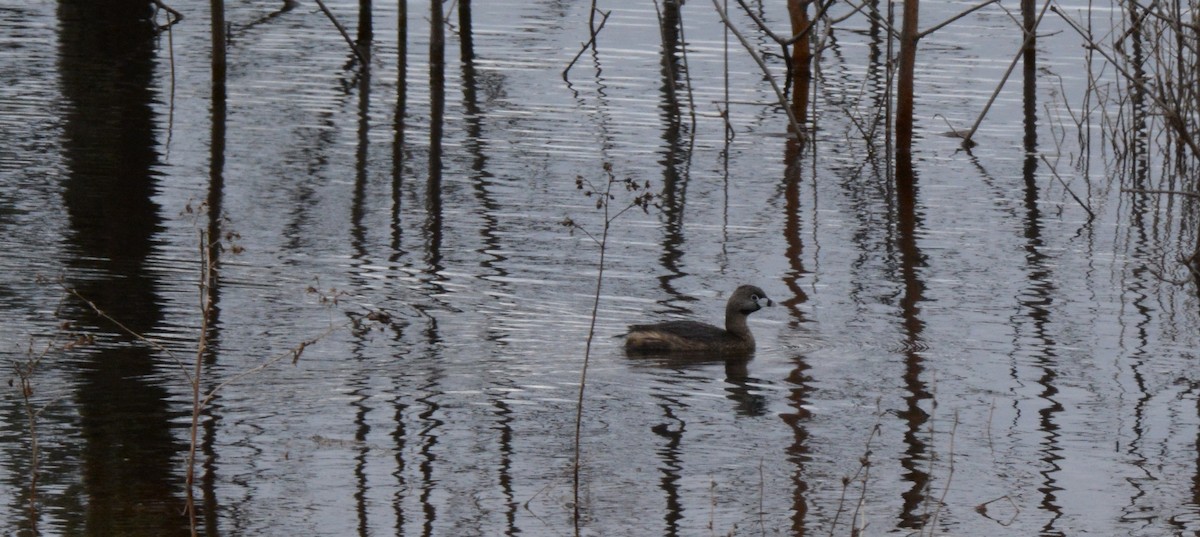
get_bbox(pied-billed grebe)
[624,285,773,354]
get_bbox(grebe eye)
[751,294,759,301]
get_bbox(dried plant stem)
[63,283,191,381]
[571,185,616,534]
[572,223,606,533]
[61,227,367,536]
[926,411,959,535]
[565,168,657,535]
[185,231,216,535]
[1053,5,1200,158]
[13,342,53,521]
[830,407,883,537]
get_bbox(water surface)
[2,0,1199,535]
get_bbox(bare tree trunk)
[787,0,812,130]
[896,0,919,157]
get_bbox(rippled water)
[3,0,1200,535]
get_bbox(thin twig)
[568,169,656,534]
[151,0,184,30]
[62,281,192,383]
[1122,188,1200,199]
[185,230,214,535]
[1040,154,1096,220]
[1053,5,1200,158]
[917,0,1000,39]
[572,174,615,533]
[711,0,804,136]
[196,323,348,410]
[734,0,836,46]
[837,0,901,38]
[926,411,959,535]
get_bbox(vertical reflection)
[458,0,473,63]
[456,18,518,534]
[1017,20,1066,533]
[419,0,446,510]
[351,0,373,256]
[390,397,409,533]
[779,161,812,534]
[651,402,685,536]
[391,0,408,259]
[458,17,517,533]
[781,156,810,315]
[391,4,415,532]
[198,8,230,531]
[426,0,445,276]
[351,367,372,537]
[459,21,506,284]
[491,394,519,534]
[786,0,812,148]
[57,1,188,534]
[657,0,682,121]
[349,2,375,534]
[863,0,887,159]
[780,357,813,535]
[656,0,690,300]
[389,5,410,531]
[1023,222,1065,537]
[723,360,768,416]
[417,375,444,537]
[1193,388,1200,531]
[894,156,931,530]
[1122,3,1150,194]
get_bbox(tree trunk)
[896,0,919,157]
[787,0,812,130]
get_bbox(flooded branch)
[61,279,191,380]
[918,0,1000,39]
[562,8,612,82]
[151,0,184,30]
[734,0,835,47]
[314,0,370,67]
[837,0,900,38]
[1052,5,1200,158]
[959,0,1052,146]
[1041,154,1095,220]
[1122,188,1200,200]
[711,0,804,137]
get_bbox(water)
[2,0,1200,535]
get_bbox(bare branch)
[711,0,804,136]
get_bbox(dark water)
[3,0,1200,535]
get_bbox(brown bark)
[896,0,919,157]
[787,0,813,129]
